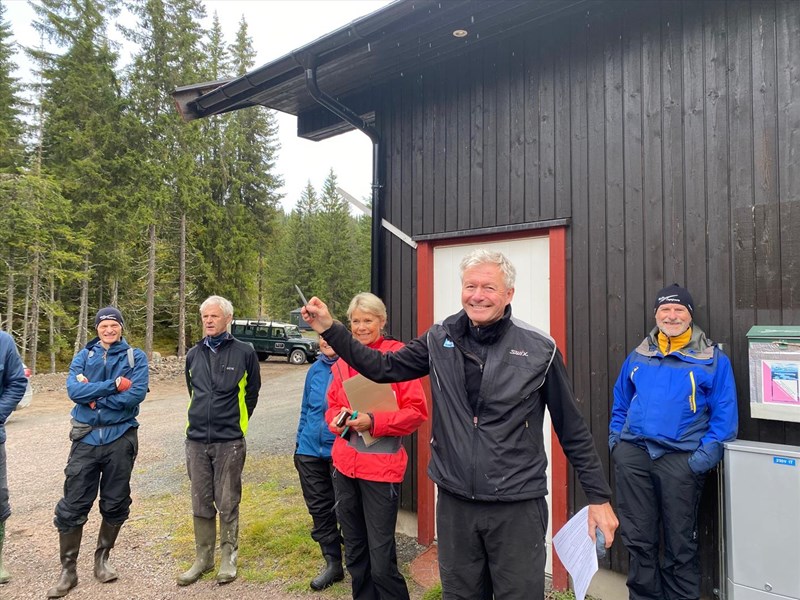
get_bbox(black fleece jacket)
[185,334,261,443]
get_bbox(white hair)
[459,249,516,288]
[200,295,234,318]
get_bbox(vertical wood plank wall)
[372,0,800,589]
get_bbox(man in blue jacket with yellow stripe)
[610,284,737,600]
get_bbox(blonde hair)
[347,292,387,322]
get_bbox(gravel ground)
[1,357,429,600]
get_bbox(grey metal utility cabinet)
[724,439,800,600]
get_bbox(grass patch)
[134,454,351,595]
[133,458,592,599]
[421,583,442,599]
[546,590,583,600]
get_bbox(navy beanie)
[653,284,694,316]
[95,306,124,328]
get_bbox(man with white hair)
[302,249,618,600]
[179,295,261,586]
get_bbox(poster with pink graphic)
[762,360,800,404]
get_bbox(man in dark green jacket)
[179,295,261,586]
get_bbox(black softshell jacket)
[323,309,611,504]
[185,335,261,443]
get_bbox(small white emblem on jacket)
[509,349,528,357]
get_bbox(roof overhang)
[172,0,591,138]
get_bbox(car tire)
[256,352,269,361]
[289,349,306,365]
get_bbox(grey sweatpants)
[185,438,246,523]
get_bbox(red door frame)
[414,227,570,590]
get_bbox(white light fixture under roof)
[452,29,468,38]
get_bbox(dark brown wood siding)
[370,0,800,590]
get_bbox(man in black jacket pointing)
[302,249,618,600]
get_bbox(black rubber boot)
[310,542,344,590]
[47,526,83,598]
[177,517,216,586]
[216,518,238,584]
[0,520,10,584]
[93,520,122,583]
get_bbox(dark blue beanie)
[95,306,124,328]
[653,284,694,316]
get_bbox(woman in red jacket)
[325,292,428,600]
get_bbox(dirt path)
[1,359,370,600]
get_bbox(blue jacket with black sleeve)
[609,325,738,473]
[295,353,337,459]
[67,337,149,446]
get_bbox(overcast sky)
[4,0,392,210]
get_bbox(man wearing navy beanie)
[653,283,694,318]
[94,307,124,328]
[47,307,148,598]
[609,284,737,600]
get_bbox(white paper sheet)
[552,505,598,600]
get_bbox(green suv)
[231,319,319,365]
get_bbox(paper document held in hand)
[342,374,398,446]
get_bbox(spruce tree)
[313,169,361,317]
[0,1,26,173]
[21,0,121,362]
[123,0,209,352]
[267,182,318,320]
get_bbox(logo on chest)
[509,349,529,357]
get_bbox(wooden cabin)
[174,1,800,593]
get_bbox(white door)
[432,236,554,575]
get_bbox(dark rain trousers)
[185,438,246,523]
[333,470,409,600]
[436,489,548,600]
[54,427,138,531]
[294,454,341,552]
[613,441,707,600]
[0,443,9,522]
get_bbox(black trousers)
[333,470,409,600]
[294,453,341,552]
[185,438,246,523]
[436,489,548,600]
[613,441,707,600]
[54,427,138,531]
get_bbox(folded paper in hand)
[342,374,398,446]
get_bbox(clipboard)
[342,374,398,446]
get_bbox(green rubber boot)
[177,517,216,586]
[0,520,10,584]
[216,518,239,584]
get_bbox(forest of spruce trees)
[0,0,371,372]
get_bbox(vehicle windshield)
[284,325,302,338]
